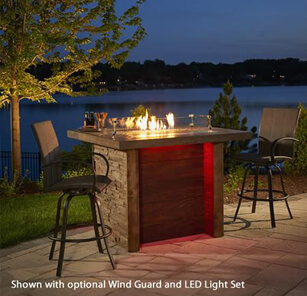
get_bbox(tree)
[209,80,256,168]
[0,0,146,177]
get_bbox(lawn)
[0,193,92,249]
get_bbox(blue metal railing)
[0,151,41,181]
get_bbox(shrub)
[223,165,246,194]
[61,142,92,172]
[62,168,92,179]
[284,104,307,175]
[223,165,264,195]
[37,172,44,191]
[0,169,23,197]
[131,104,151,117]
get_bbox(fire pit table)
[68,126,251,251]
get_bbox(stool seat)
[232,153,272,165]
[49,175,111,193]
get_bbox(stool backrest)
[259,108,301,158]
[31,121,62,190]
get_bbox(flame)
[135,109,149,130]
[166,112,175,129]
[113,109,175,131]
[125,117,135,128]
[148,116,166,131]
[148,116,157,130]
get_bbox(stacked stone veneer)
[93,145,129,250]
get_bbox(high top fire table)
[68,127,251,251]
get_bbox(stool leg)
[252,166,259,213]
[233,198,242,222]
[233,165,250,222]
[57,194,73,277]
[274,164,293,219]
[267,167,276,228]
[49,193,65,260]
[285,200,293,219]
[89,194,104,254]
[95,198,116,269]
[275,165,286,195]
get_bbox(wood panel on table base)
[137,143,224,247]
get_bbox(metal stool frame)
[233,164,292,228]
[48,192,116,277]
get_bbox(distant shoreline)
[106,83,307,92]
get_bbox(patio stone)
[1,270,15,289]
[6,268,38,282]
[185,258,222,273]
[269,232,307,243]
[4,252,55,270]
[204,256,269,281]
[247,264,307,292]
[195,283,261,296]
[0,242,36,258]
[285,278,307,296]
[141,271,174,280]
[95,267,150,279]
[267,223,307,238]
[161,253,203,265]
[138,256,195,273]
[140,243,180,254]
[32,269,72,281]
[0,287,28,296]
[51,241,99,260]
[276,218,307,228]
[117,254,156,267]
[173,242,240,260]
[224,226,272,240]
[277,253,307,270]
[196,236,257,251]
[0,255,11,263]
[254,237,307,255]
[1,192,306,296]
[236,246,286,263]
[253,287,285,296]
[64,259,115,276]
[6,243,50,259]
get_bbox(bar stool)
[232,108,301,227]
[32,120,116,277]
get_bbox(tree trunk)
[10,95,21,178]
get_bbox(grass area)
[0,193,92,249]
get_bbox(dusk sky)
[119,0,307,64]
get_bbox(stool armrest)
[61,151,110,177]
[91,152,110,177]
[271,137,298,160]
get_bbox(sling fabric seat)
[48,175,111,193]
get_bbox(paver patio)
[1,193,307,296]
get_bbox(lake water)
[0,85,306,152]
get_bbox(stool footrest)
[238,189,289,202]
[48,223,112,243]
